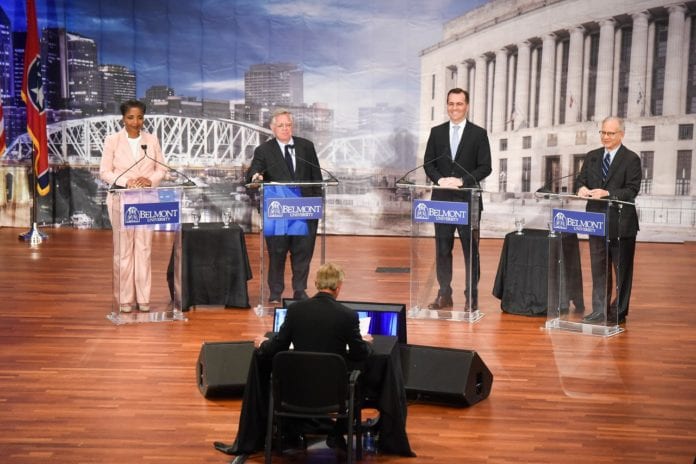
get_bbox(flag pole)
[18,147,47,244]
[18,0,48,245]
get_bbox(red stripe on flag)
[21,0,50,196]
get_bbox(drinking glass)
[222,208,232,228]
[514,217,525,235]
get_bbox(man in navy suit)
[575,116,641,324]
[423,88,492,310]
[246,109,323,303]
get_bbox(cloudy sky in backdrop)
[2,0,488,127]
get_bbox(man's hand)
[578,187,609,199]
[253,334,268,348]
[437,177,462,188]
[251,172,264,183]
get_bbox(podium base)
[408,306,484,323]
[544,317,624,337]
[107,308,187,325]
[19,222,48,245]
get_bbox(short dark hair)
[447,88,469,104]
[119,99,146,116]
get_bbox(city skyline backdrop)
[0,0,487,134]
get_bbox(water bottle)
[363,418,376,454]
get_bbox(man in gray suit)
[575,116,642,324]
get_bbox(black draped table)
[167,223,252,310]
[492,228,584,316]
[217,334,415,458]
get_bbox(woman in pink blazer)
[99,100,167,313]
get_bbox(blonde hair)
[314,263,345,291]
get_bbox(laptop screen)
[275,299,407,343]
[272,307,288,333]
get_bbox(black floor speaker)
[399,344,493,407]
[197,341,255,398]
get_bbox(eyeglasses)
[274,123,293,128]
[599,130,621,137]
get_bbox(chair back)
[272,351,349,416]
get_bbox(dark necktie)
[284,144,295,177]
[602,152,610,181]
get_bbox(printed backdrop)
[0,0,692,241]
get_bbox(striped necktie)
[602,152,610,181]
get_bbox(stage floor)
[0,227,694,463]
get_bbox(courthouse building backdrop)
[0,0,694,241]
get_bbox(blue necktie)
[284,144,295,177]
[602,152,610,181]
[450,125,460,158]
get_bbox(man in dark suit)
[246,109,323,303]
[575,116,641,324]
[214,263,372,457]
[258,262,372,361]
[423,88,492,310]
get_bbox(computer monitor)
[280,298,408,343]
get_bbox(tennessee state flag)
[0,100,6,157]
[21,0,50,195]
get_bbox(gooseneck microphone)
[109,156,146,190]
[395,155,447,186]
[535,171,579,194]
[141,144,197,187]
[294,154,339,184]
[450,157,482,190]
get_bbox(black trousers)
[265,220,318,299]
[588,235,636,317]
[434,222,480,306]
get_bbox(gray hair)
[270,108,293,126]
[602,116,625,132]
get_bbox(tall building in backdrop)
[244,63,303,107]
[420,0,696,237]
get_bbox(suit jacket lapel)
[453,122,470,160]
[293,143,304,179]
[272,140,294,179]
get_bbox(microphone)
[141,144,197,187]
[395,154,447,186]
[294,154,339,184]
[246,152,292,185]
[451,158,481,190]
[109,155,146,190]
[535,171,579,194]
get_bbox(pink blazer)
[99,129,167,188]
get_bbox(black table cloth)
[167,222,252,310]
[220,335,415,457]
[492,228,584,316]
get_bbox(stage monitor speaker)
[400,344,493,407]
[197,341,255,398]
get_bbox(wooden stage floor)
[0,227,694,463]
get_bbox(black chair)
[264,351,363,463]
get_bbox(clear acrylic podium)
[250,180,337,315]
[397,182,483,323]
[540,192,631,337]
[106,186,186,325]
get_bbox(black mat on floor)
[375,267,410,273]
